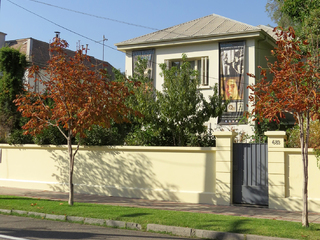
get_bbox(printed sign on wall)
[219,41,245,124]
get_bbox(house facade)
[116,14,277,135]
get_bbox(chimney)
[0,32,7,48]
[54,31,60,39]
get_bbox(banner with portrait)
[132,49,155,79]
[219,41,245,124]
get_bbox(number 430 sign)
[272,140,281,145]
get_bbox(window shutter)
[201,57,208,85]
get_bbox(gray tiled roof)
[116,14,275,47]
[256,25,278,40]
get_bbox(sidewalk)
[1,187,320,224]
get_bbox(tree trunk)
[302,155,309,227]
[67,132,74,206]
[299,115,309,227]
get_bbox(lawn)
[0,195,319,239]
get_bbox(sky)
[0,0,275,72]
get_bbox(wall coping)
[213,132,237,137]
[265,131,286,137]
[268,147,316,154]
[0,144,217,153]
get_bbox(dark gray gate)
[233,143,268,206]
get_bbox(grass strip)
[0,195,319,239]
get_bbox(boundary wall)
[265,131,320,213]
[0,132,236,206]
[0,131,319,213]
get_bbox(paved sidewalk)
[1,187,320,224]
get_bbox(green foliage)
[252,118,279,143]
[124,124,165,146]
[5,54,224,147]
[124,54,227,146]
[266,0,295,28]
[6,117,33,145]
[0,47,27,136]
[157,55,225,146]
[286,120,320,148]
[0,47,27,77]
[186,130,216,147]
[280,0,320,24]
[78,123,132,146]
[249,115,293,143]
[1,196,320,239]
[286,120,320,167]
[125,57,158,124]
[7,129,33,145]
[33,126,67,145]
[266,0,320,43]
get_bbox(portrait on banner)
[219,41,245,124]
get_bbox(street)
[0,215,190,240]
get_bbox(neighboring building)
[0,32,6,48]
[2,34,115,93]
[115,14,278,135]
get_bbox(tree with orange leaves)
[14,36,134,205]
[248,27,320,227]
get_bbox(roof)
[256,25,277,40]
[116,14,276,48]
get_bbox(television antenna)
[99,35,108,61]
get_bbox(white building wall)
[123,38,272,137]
[125,51,133,77]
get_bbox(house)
[0,32,6,48]
[115,14,278,135]
[1,33,115,93]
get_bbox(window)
[132,49,155,79]
[164,57,209,85]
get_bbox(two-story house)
[115,14,277,135]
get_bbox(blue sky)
[0,0,275,71]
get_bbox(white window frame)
[164,56,209,86]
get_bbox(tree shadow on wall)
[48,148,180,202]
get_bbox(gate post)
[265,131,286,210]
[213,131,237,205]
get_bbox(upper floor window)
[164,56,209,86]
[132,49,155,79]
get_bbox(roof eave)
[116,30,268,52]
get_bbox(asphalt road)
[0,215,190,240]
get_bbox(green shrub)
[79,123,132,146]
[7,129,33,145]
[286,120,320,148]
[33,126,67,145]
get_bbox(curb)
[0,209,296,240]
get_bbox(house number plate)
[272,140,281,145]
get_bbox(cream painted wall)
[0,144,220,204]
[125,51,133,77]
[123,38,271,136]
[266,131,320,213]
[1,131,320,213]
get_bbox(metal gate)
[232,143,268,206]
